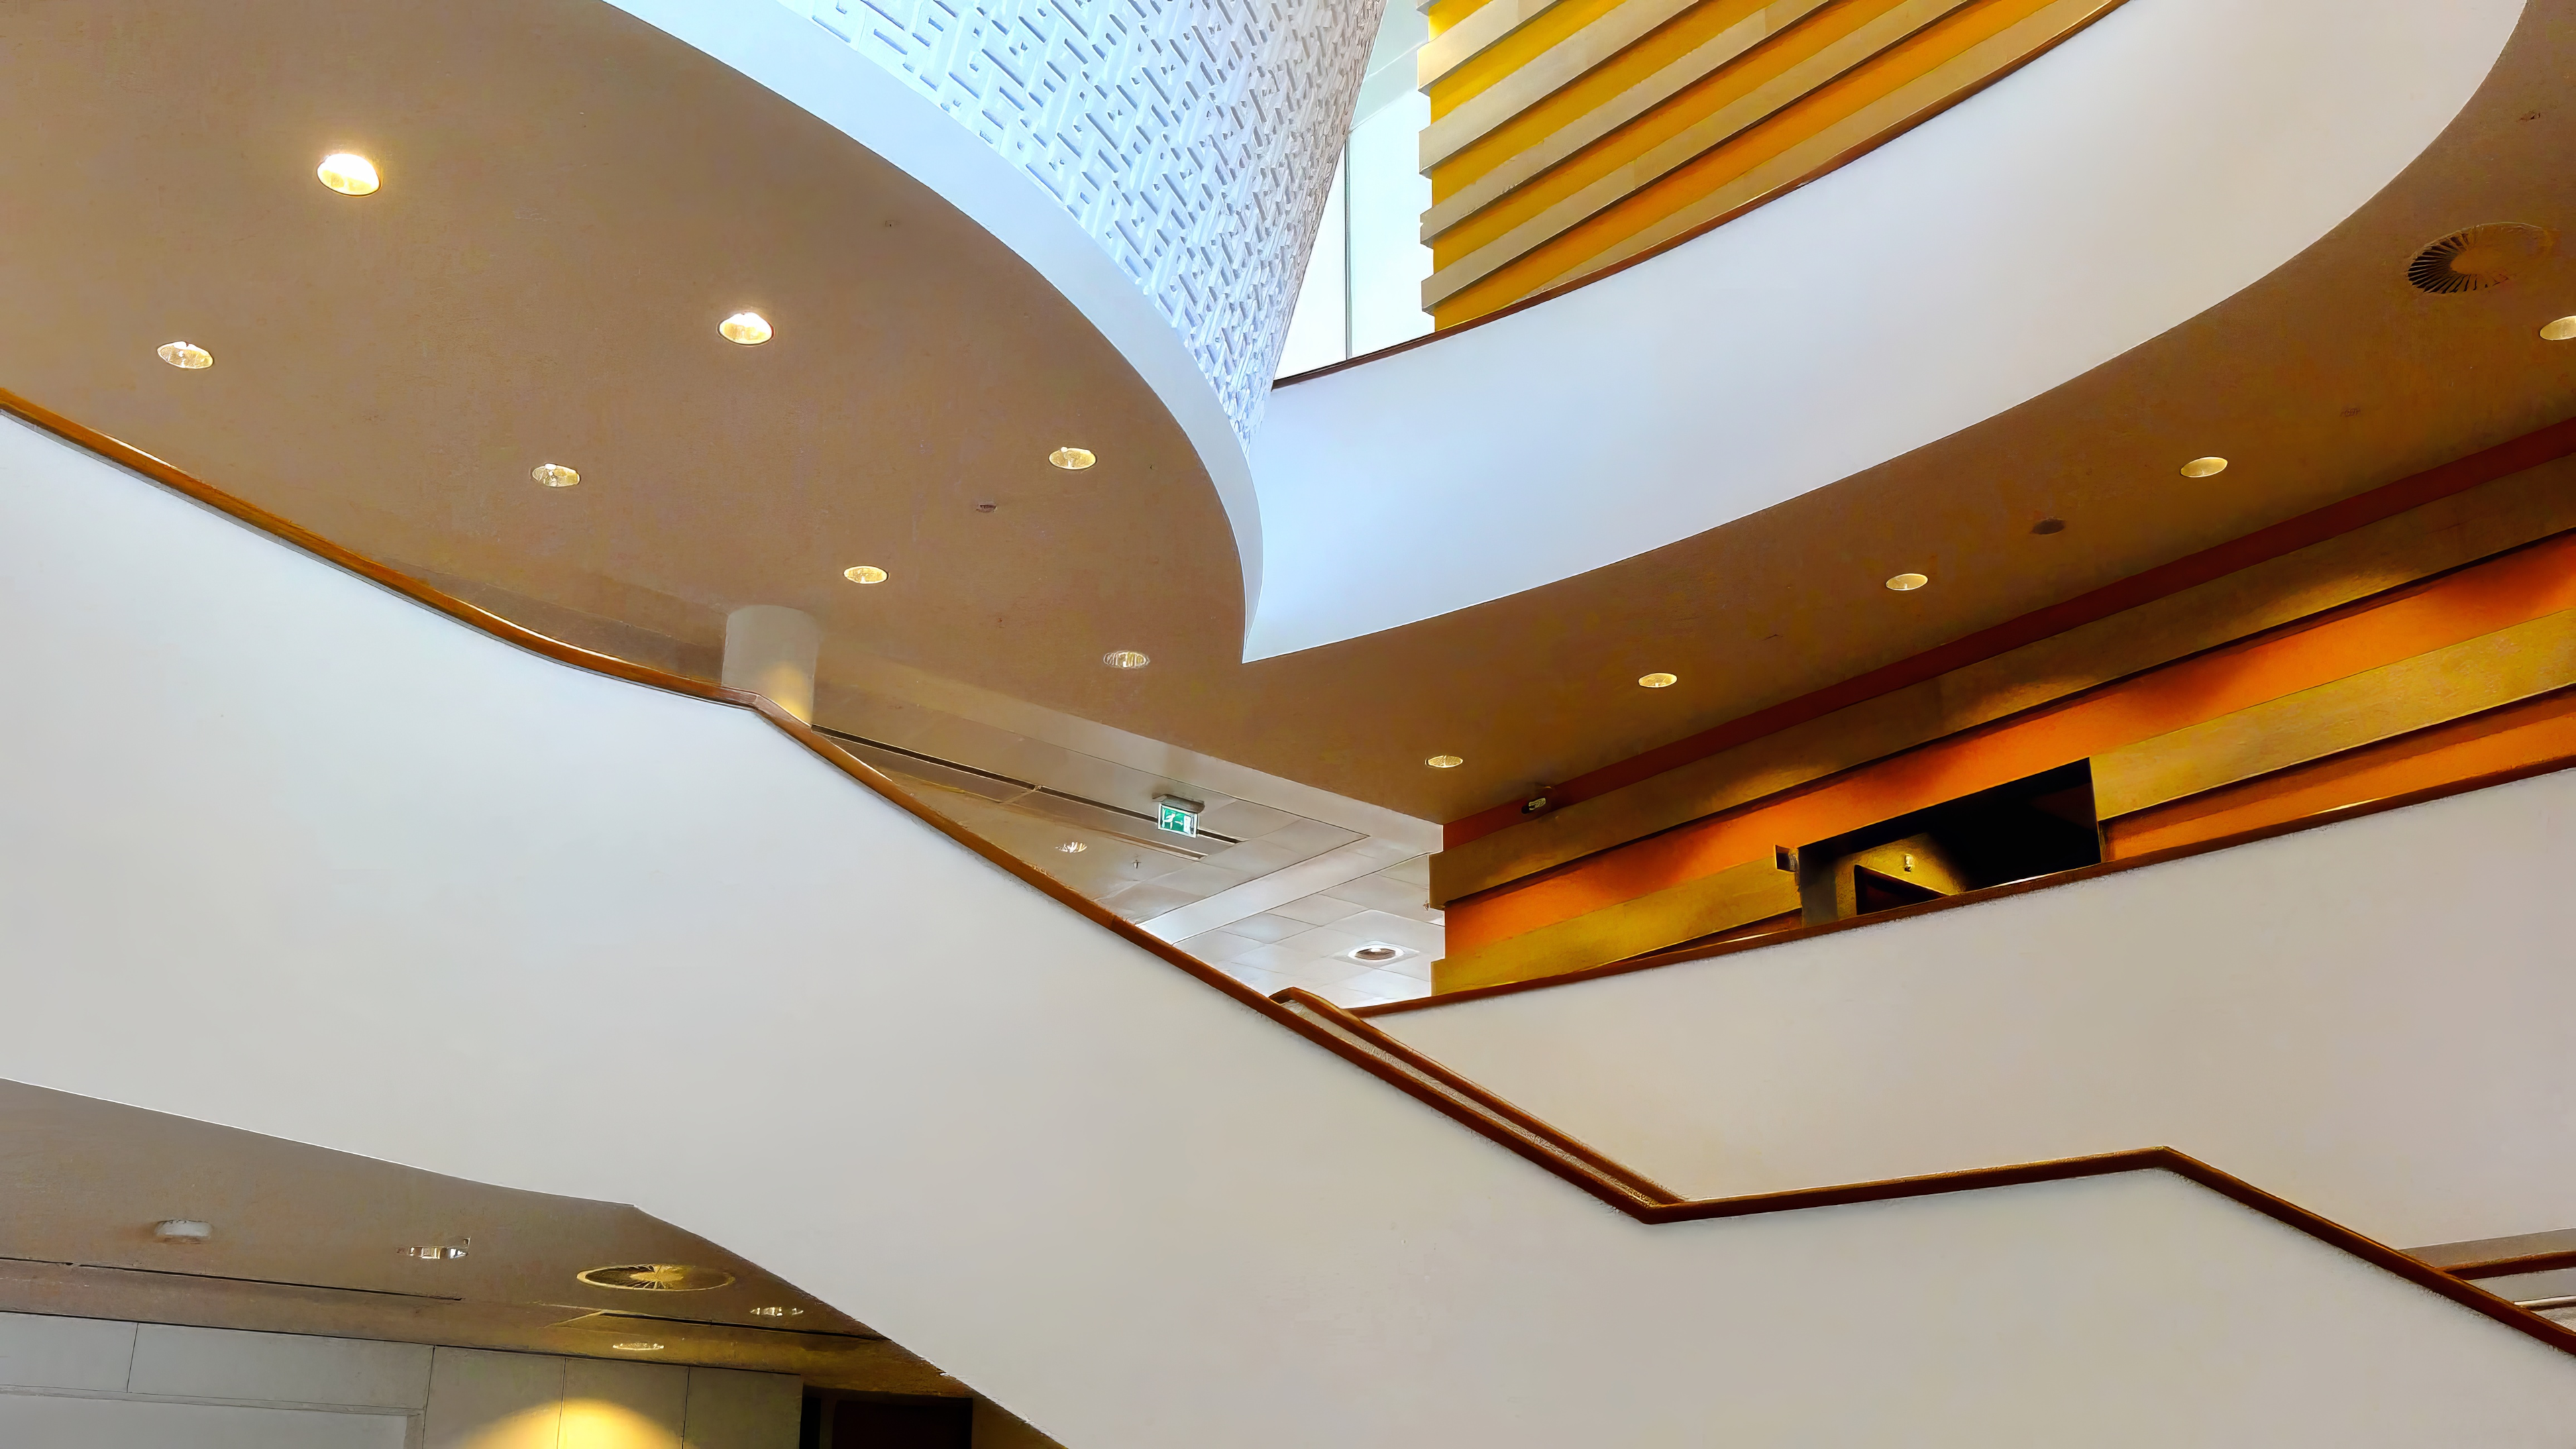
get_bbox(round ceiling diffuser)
[2406,223,2554,294]
[577,1264,736,1292]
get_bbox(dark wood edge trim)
[2449,1249,2576,1281]
[1372,751,2576,1016]
[1444,414,2576,848]
[15,390,2565,1358]
[0,385,1670,1223]
[1269,986,1683,1203]
[1275,0,2131,390]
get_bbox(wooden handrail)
[4,386,2567,1359]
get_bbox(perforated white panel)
[793,0,1378,433]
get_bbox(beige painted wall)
[0,1312,796,1449]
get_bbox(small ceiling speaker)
[2406,223,2554,294]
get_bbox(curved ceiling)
[6,0,2575,831]
[1245,0,2528,658]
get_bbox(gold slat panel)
[1427,459,2576,906]
[1424,0,1835,229]
[1433,856,1799,991]
[1421,0,1571,92]
[2093,609,2576,818]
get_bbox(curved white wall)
[3,415,2574,1443]
[1378,768,2576,1249]
[1244,0,2526,657]
[602,0,1382,619]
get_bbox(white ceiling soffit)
[596,0,1265,620]
[1241,0,2527,660]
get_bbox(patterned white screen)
[792,0,1379,433]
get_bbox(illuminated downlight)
[531,463,581,488]
[749,1306,805,1318]
[611,1342,665,1352]
[719,311,773,345]
[400,1245,467,1260]
[156,341,212,370]
[1638,672,1678,688]
[1049,447,1096,470]
[1426,754,1464,769]
[316,153,380,196]
[1056,841,1087,854]
[1884,572,1929,592]
[843,565,888,584]
[2542,316,2576,341]
[577,1264,735,1291]
[2179,456,2229,478]
[1102,649,1149,669]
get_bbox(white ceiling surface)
[1242,0,2528,659]
[595,0,1265,618]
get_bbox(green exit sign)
[1155,796,1201,837]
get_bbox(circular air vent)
[577,1264,737,1293]
[2406,223,2554,294]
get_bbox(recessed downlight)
[316,153,379,196]
[1057,841,1087,853]
[1102,649,1149,669]
[719,311,773,345]
[1049,447,1096,470]
[156,341,212,370]
[2179,456,2229,478]
[1426,754,1464,769]
[2542,316,2576,341]
[2031,517,2067,535]
[400,1244,467,1260]
[843,565,888,584]
[152,1219,213,1243]
[578,1264,735,1292]
[611,1342,665,1352]
[1637,672,1677,689]
[1884,572,1929,592]
[531,463,581,488]
[748,1307,805,1319]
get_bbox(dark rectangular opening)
[1798,760,2102,923]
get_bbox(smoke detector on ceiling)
[2406,223,2555,294]
[578,1264,737,1292]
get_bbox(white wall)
[1246,0,2526,657]
[1379,768,2576,1248]
[0,1313,796,1449]
[3,414,2575,1444]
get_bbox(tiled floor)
[1172,854,1440,1007]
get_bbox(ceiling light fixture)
[2031,517,2067,535]
[152,1219,213,1243]
[843,565,888,584]
[1102,649,1149,669]
[1884,572,1929,592]
[1637,672,1677,688]
[1049,447,1096,470]
[2542,316,2576,341]
[1057,841,1087,853]
[156,341,212,370]
[611,1342,665,1352]
[531,463,581,488]
[1426,754,1464,769]
[2179,456,2229,478]
[748,1307,805,1319]
[315,153,380,196]
[577,1264,736,1292]
[719,311,773,345]
[400,1244,468,1260]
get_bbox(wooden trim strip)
[1272,986,1683,1201]
[2451,1250,2576,1281]
[1374,751,2576,1016]
[1269,1007,2571,1352]
[1442,415,2576,849]
[10,388,2565,1360]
